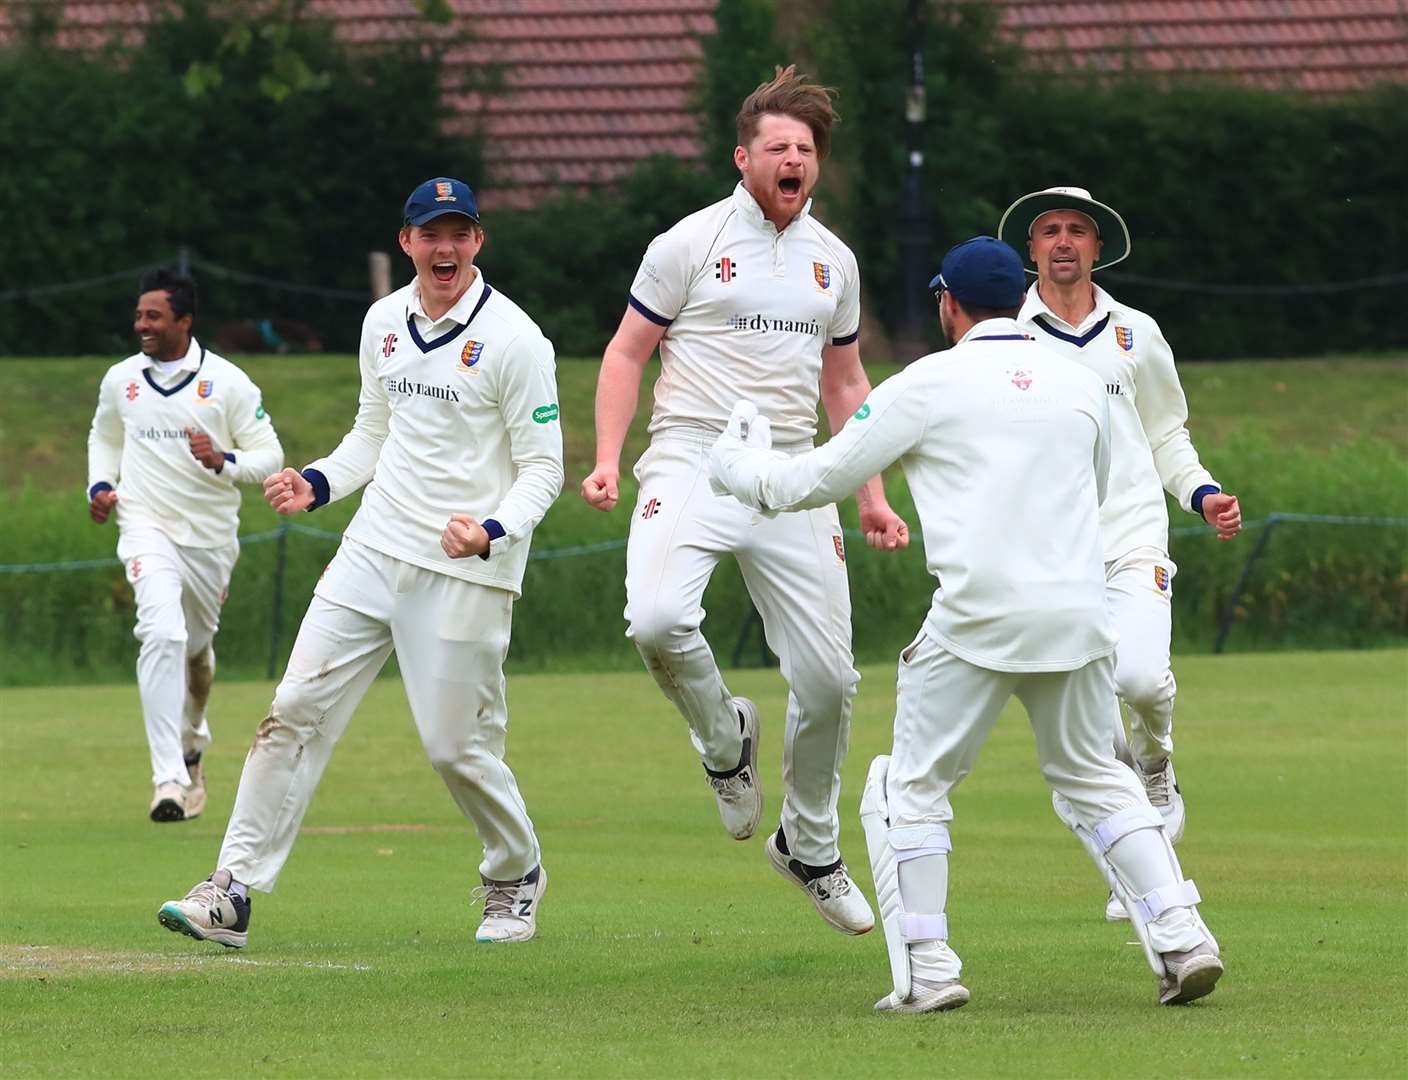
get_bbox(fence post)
[267,522,290,679]
[1213,514,1281,655]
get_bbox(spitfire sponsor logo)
[383,376,461,403]
[460,340,485,371]
[641,497,663,520]
[125,381,140,401]
[255,404,268,420]
[1009,369,1033,391]
[1114,326,1134,351]
[532,403,559,424]
[833,535,845,563]
[714,257,738,283]
[197,379,215,400]
[382,333,398,358]
[727,313,822,336]
[854,403,871,420]
[1154,566,1170,592]
[813,262,831,290]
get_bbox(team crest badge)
[1153,566,1170,592]
[197,380,215,399]
[1114,326,1134,351]
[813,262,831,290]
[435,181,455,201]
[833,535,845,564]
[460,340,484,370]
[1009,369,1033,391]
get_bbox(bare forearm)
[594,347,646,469]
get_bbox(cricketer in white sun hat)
[998,186,1131,274]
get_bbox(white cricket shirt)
[716,319,1116,672]
[1017,283,1217,561]
[629,182,861,443]
[87,338,284,547]
[306,274,563,596]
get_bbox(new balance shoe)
[157,869,251,948]
[1139,757,1185,844]
[765,831,874,935]
[183,753,207,821]
[149,781,188,823]
[705,697,762,840]
[874,977,970,1014]
[1158,941,1223,1005]
[472,865,547,943]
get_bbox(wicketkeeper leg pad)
[860,756,954,1000]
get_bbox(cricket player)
[709,236,1224,1012]
[157,177,563,948]
[998,187,1242,919]
[87,268,284,823]
[581,66,908,935]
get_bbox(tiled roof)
[5,2,1402,205]
[987,0,1408,94]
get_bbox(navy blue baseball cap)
[403,177,480,227]
[928,236,1026,309]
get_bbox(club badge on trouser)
[1153,565,1170,593]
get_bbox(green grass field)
[3,651,1405,1077]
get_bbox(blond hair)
[736,65,840,161]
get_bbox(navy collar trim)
[407,285,494,353]
[971,334,1034,341]
[142,346,206,397]
[1031,312,1110,348]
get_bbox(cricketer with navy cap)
[708,235,1224,1013]
[157,177,563,949]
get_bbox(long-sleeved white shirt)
[1018,283,1216,561]
[306,274,563,596]
[712,319,1115,673]
[86,338,284,547]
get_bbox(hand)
[441,513,489,558]
[709,400,776,508]
[89,489,118,524]
[186,427,225,473]
[1202,492,1242,541]
[581,465,620,511]
[264,468,314,514]
[860,503,910,551]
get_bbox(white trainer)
[1139,758,1185,844]
[705,697,762,840]
[183,755,207,820]
[765,832,874,935]
[149,781,188,823]
[1159,941,1223,1005]
[874,977,970,1014]
[473,865,547,943]
[157,869,251,948]
[1105,890,1130,922]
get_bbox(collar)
[731,182,812,234]
[1018,281,1122,334]
[956,317,1027,346]
[408,271,486,328]
[140,336,202,372]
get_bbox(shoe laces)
[184,879,228,907]
[708,768,753,802]
[470,880,520,919]
[809,867,853,900]
[1142,762,1172,806]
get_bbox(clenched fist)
[441,513,490,559]
[89,488,119,524]
[264,468,314,514]
[186,427,225,473]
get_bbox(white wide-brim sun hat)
[998,186,1131,274]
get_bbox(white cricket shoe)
[765,832,874,935]
[183,755,207,820]
[1139,758,1185,844]
[705,697,762,841]
[157,869,251,948]
[473,865,547,943]
[1105,890,1130,922]
[1158,941,1223,1005]
[149,781,188,823]
[874,977,970,1014]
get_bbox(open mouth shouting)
[778,176,803,199]
[432,261,458,284]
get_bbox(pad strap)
[1128,879,1202,926]
[1091,804,1162,853]
[890,823,952,861]
[899,912,948,942]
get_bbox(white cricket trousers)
[625,431,859,866]
[218,538,540,892]
[119,525,237,786]
[1107,547,1178,768]
[886,632,1204,982]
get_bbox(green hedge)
[4,432,1403,687]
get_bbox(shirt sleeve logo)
[813,262,831,291]
[255,404,268,420]
[460,340,484,371]
[1114,326,1135,351]
[853,403,871,420]
[532,403,559,424]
